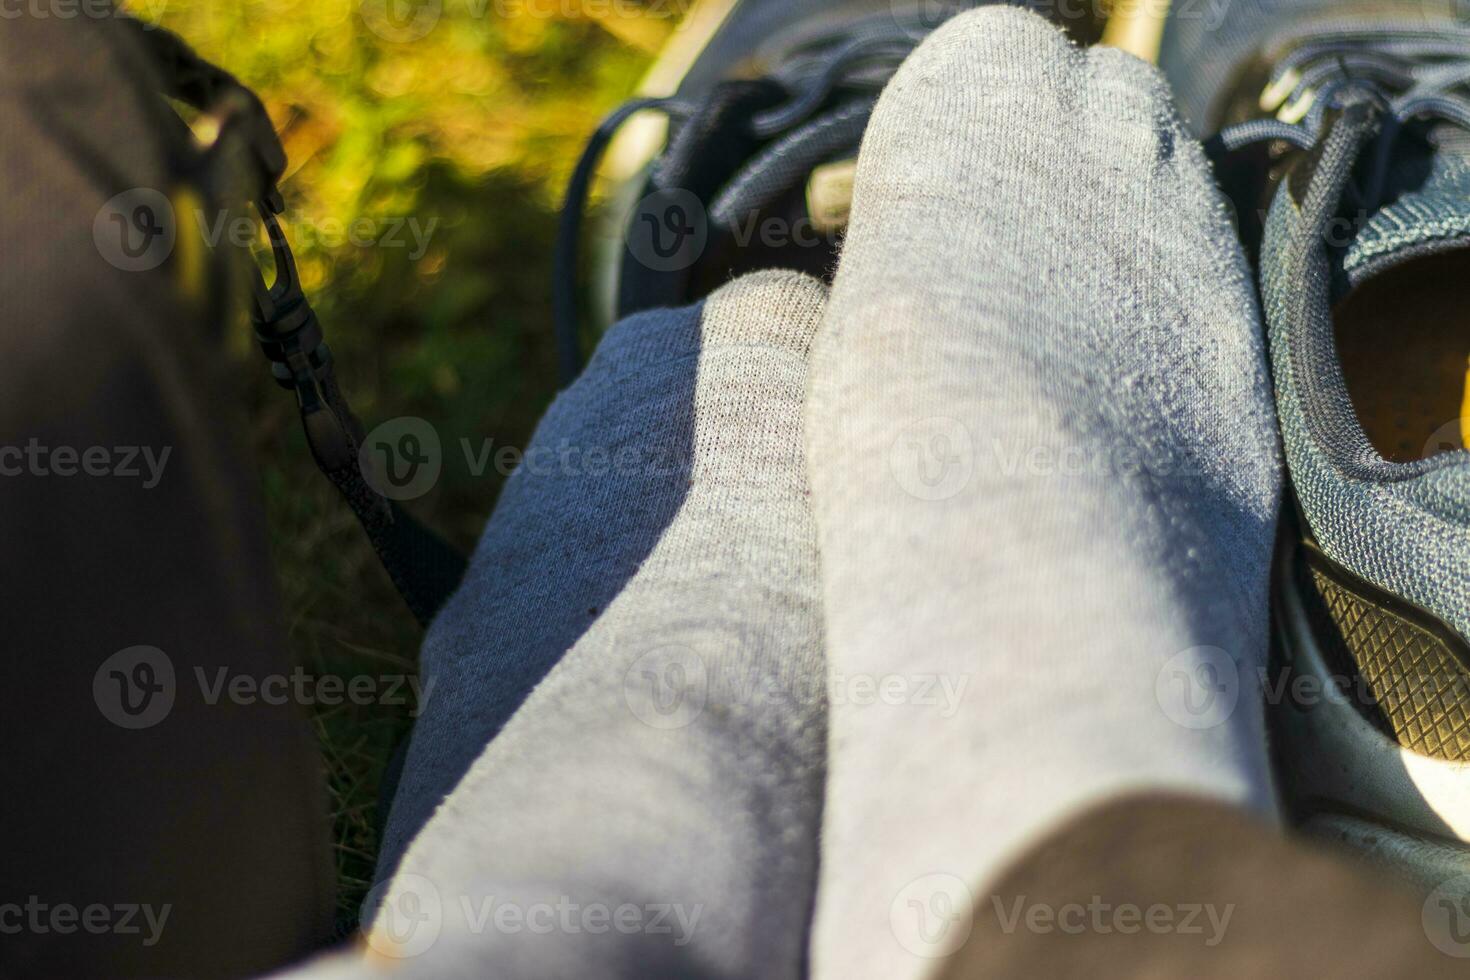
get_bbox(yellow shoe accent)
[1099,0,1171,63]
[1259,68,1302,112]
[1460,359,1470,448]
[806,158,858,235]
[602,0,742,184]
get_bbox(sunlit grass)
[146,0,668,930]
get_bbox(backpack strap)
[118,16,286,207]
[128,16,466,626]
[250,205,466,626]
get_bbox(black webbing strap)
[128,16,466,626]
[250,209,466,626]
[119,17,286,207]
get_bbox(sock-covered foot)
[805,8,1281,977]
[368,270,829,977]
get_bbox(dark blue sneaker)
[1160,1,1470,883]
[553,0,1093,383]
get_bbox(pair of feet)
[361,8,1283,978]
[582,0,1470,921]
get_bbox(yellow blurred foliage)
[143,0,675,291]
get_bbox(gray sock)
[362,270,830,977]
[804,9,1282,977]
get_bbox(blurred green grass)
[148,0,671,930]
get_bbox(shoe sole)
[1272,531,1470,843]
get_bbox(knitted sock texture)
[805,9,1282,978]
[371,270,830,978]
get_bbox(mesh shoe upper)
[1160,4,1470,641]
[1259,162,1470,643]
[1162,2,1470,794]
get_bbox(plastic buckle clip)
[249,204,357,474]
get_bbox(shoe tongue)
[1340,131,1470,290]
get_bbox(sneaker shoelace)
[1210,22,1470,209]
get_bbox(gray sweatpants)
[292,7,1282,979]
